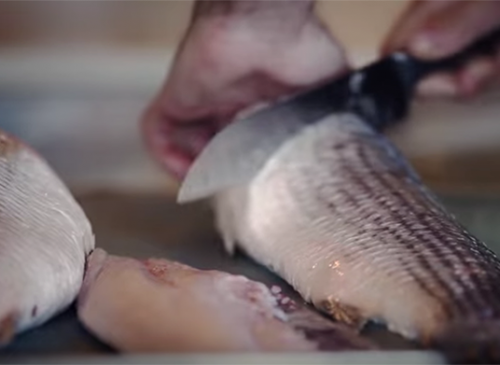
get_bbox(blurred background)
[1,0,500,196]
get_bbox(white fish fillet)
[77,249,375,352]
[0,130,94,343]
[212,112,500,346]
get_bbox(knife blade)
[178,27,500,204]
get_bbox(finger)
[381,0,452,56]
[162,147,193,181]
[406,1,500,60]
[142,116,199,180]
[456,57,497,97]
[164,121,217,156]
[416,56,498,99]
[140,101,191,179]
[141,87,242,179]
[416,72,459,99]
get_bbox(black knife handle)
[270,26,500,135]
[347,26,500,132]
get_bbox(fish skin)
[77,249,376,352]
[0,130,94,343]
[212,112,500,345]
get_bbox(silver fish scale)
[311,117,500,320]
[214,112,500,341]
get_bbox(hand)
[141,1,349,180]
[381,0,500,99]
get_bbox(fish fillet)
[77,248,375,352]
[213,112,500,348]
[0,130,94,343]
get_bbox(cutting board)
[2,191,500,363]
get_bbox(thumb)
[383,1,500,60]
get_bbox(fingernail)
[417,74,458,98]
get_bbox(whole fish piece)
[77,248,376,352]
[213,112,500,349]
[0,130,94,344]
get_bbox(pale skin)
[141,0,500,180]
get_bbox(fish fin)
[211,194,238,256]
[432,320,500,364]
[221,232,237,256]
[272,291,376,351]
[288,308,377,350]
[0,312,18,345]
[319,297,366,330]
[217,221,236,255]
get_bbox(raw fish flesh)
[77,248,375,352]
[212,112,500,352]
[0,130,94,344]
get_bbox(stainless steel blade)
[177,96,329,203]
[176,56,410,204]
[177,29,500,204]
[177,54,416,204]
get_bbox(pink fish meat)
[77,248,375,352]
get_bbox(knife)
[178,27,500,204]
